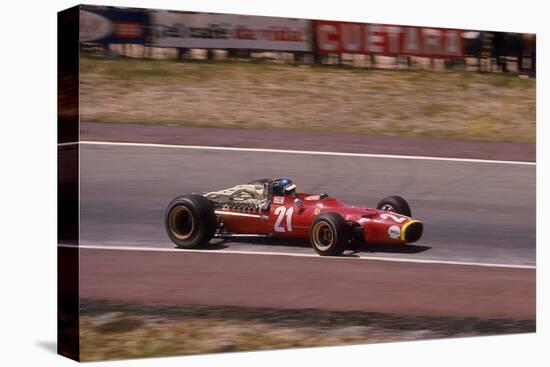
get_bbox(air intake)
[404,221,423,242]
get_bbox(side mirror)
[294,198,305,209]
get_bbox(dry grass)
[80,56,536,143]
[78,301,535,361]
[80,315,382,360]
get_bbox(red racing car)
[165,178,423,256]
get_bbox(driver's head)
[273,178,296,196]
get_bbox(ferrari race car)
[165,178,423,256]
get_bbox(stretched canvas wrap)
[58,4,536,362]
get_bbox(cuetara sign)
[315,21,463,58]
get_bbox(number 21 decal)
[274,206,294,232]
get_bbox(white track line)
[68,141,535,166]
[57,141,79,147]
[59,244,535,269]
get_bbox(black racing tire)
[165,194,217,248]
[376,196,412,217]
[248,178,270,185]
[309,212,349,256]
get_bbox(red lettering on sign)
[315,21,463,58]
[234,27,256,40]
[113,21,142,39]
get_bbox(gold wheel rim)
[169,206,194,240]
[312,221,334,251]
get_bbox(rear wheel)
[310,212,349,256]
[165,194,217,248]
[376,196,412,217]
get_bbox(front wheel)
[165,194,217,248]
[377,195,412,217]
[309,212,349,256]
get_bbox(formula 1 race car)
[165,178,423,256]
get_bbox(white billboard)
[152,13,312,51]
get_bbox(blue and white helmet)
[272,178,296,196]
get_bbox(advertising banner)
[315,21,463,58]
[80,8,150,44]
[152,13,312,51]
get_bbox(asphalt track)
[80,121,536,162]
[79,143,535,266]
[67,123,536,319]
[76,248,535,319]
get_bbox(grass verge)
[80,56,535,143]
[79,300,535,361]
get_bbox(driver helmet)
[272,178,296,196]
